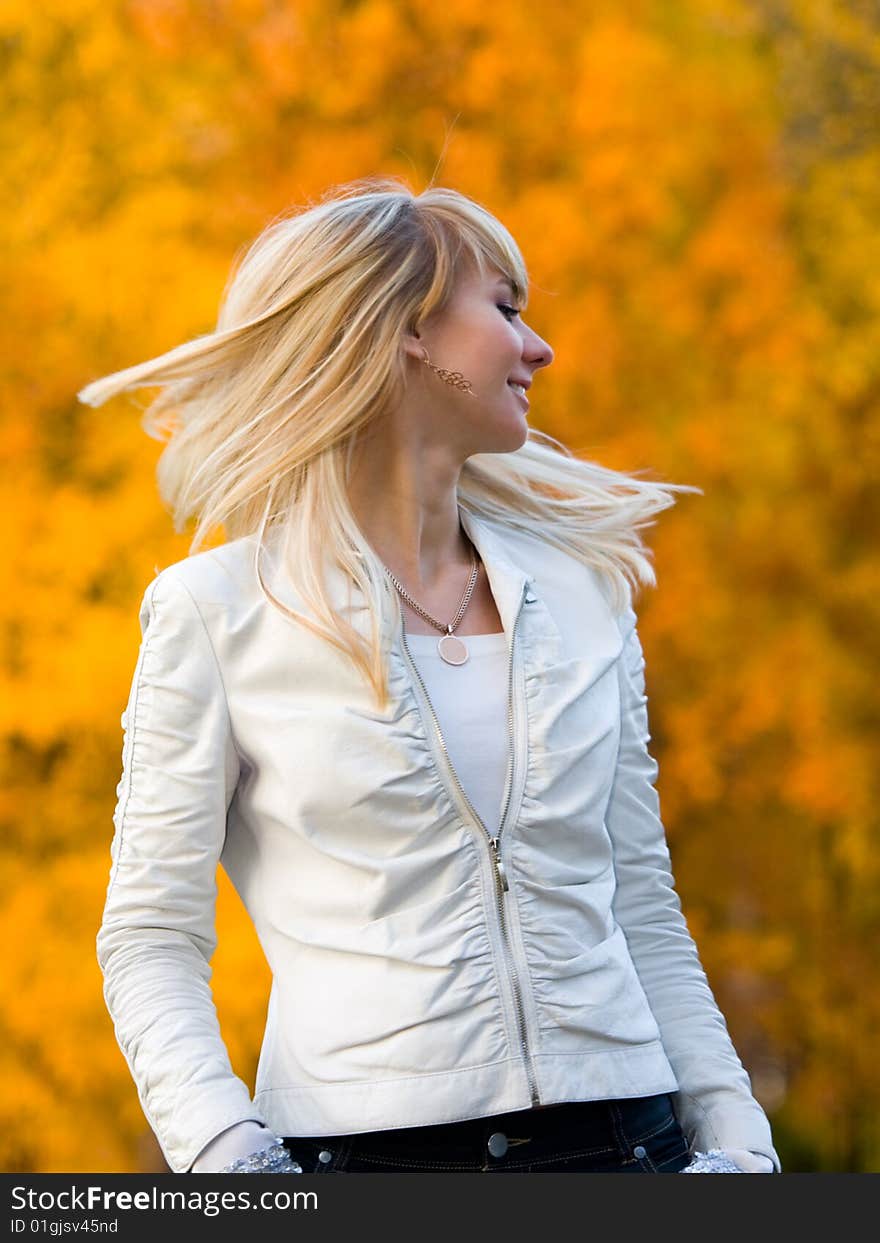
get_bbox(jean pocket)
[630,1114,690,1173]
[291,1138,352,1173]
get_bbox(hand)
[723,1148,775,1173]
[191,1120,279,1174]
[219,1139,303,1174]
[681,1149,743,1173]
[681,1147,775,1173]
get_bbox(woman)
[79,176,780,1175]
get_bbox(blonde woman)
[80,177,779,1176]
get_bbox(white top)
[403,629,511,836]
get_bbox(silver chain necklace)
[385,542,480,666]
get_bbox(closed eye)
[498,304,521,321]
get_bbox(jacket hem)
[253,1045,679,1138]
[256,1056,532,1137]
[533,1043,679,1103]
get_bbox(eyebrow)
[493,275,524,305]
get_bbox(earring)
[419,347,475,396]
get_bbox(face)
[407,262,554,455]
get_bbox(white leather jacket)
[97,507,780,1174]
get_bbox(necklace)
[384,539,480,666]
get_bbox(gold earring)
[419,347,475,396]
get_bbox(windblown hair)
[78,174,701,709]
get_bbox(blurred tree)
[1,0,877,1171]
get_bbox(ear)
[401,330,427,363]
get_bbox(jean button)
[633,1145,647,1159]
[318,1149,333,1163]
[487,1132,509,1158]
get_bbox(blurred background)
[1,0,878,1173]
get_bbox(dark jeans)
[281,1092,690,1173]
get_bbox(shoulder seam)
[159,568,237,751]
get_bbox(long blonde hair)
[78,174,701,709]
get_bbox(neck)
[346,428,473,591]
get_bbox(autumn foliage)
[1,0,878,1172]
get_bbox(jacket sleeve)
[605,602,781,1172]
[97,568,268,1174]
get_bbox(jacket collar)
[457,507,535,639]
[257,506,536,643]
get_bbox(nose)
[522,325,553,373]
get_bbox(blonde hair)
[78,174,701,709]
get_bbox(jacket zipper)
[396,583,541,1108]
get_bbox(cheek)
[484,323,522,368]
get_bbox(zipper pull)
[489,836,510,892]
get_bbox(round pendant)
[437,633,469,665]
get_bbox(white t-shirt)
[404,629,511,835]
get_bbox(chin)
[502,419,530,452]
[467,409,530,456]
[474,430,529,457]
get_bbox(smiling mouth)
[508,381,529,405]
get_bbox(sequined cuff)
[680,1149,745,1174]
[219,1139,303,1174]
